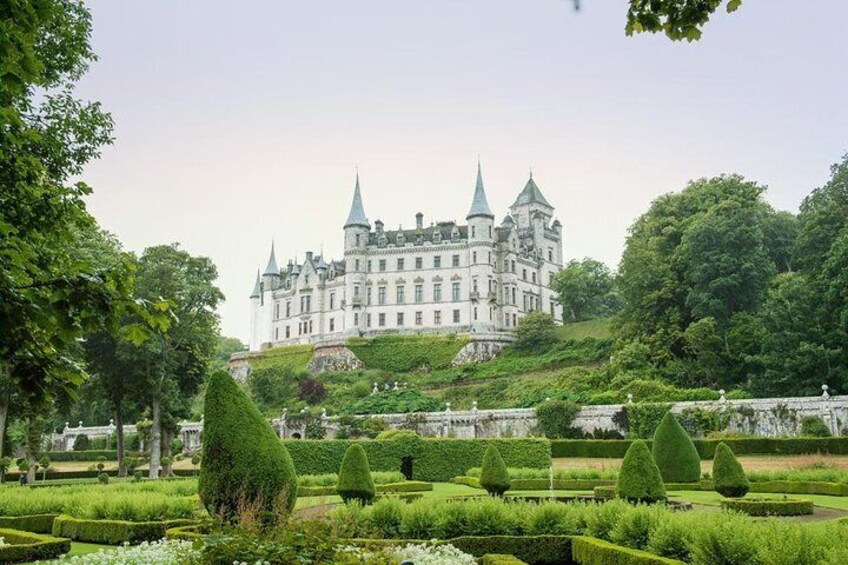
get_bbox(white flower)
[54,539,199,564]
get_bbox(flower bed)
[0,527,70,563]
[52,539,199,564]
[719,497,814,517]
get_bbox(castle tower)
[467,161,496,331]
[343,174,370,335]
[343,173,370,250]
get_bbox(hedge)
[593,486,616,499]
[551,438,848,459]
[720,498,814,517]
[436,535,573,565]
[297,480,433,498]
[51,515,197,544]
[0,514,58,534]
[44,450,119,462]
[0,528,70,563]
[282,438,551,482]
[571,536,684,564]
[749,480,848,496]
[451,476,618,491]
[165,523,209,541]
[481,554,529,565]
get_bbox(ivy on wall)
[347,334,469,372]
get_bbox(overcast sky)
[76,1,848,341]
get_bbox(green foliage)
[720,497,813,517]
[651,412,700,483]
[72,435,91,451]
[626,0,743,42]
[96,472,109,484]
[337,444,376,505]
[513,312,558,353]
[552,259,622,323]
[556,318,613,340]
[535,399,581,439]
[199,371,298,520]
[625,404,671,440]
[479,445,511,497]
[616,440,666,503]
[572,535,683,564]
[51,514,196,544]
[344,390,444,415]
[800,416,832,437]
[712,442,749,498]
[551,437,848,459]
[0,528,71,563]
[480,554,528,565]
[282,438,551,482]
[347,334,469,371]
[46,450,118,462]
[0,514,58,534]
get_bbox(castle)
[248,164,564,351]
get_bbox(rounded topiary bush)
[199,371,298,520]
[712,441,749,498]
[651,412,700,483]
[617,439,666,503]
[479,444,511,497]
[337,444,376,505]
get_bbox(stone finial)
[472,401,478,412]
[372,382,379,395]
[445,402,452,413]
[822,384,830,401]
[64,422,70,431]
[719,389,727,403]
[545,397,551,402]
[78,421,83,428]
[321,409,328,420]
[626,394,633,404]
[393,381,399,391]
[282,408,288,419]
[109,419,115,428]
[300,408,307,414]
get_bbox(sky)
[76,1,848,341]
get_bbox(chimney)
[375,219,384,233]
[306,251,313,262]
[415,212,423,230]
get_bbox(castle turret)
[344,173,370,250]
[467,161,496,331]
[262,242,281,288]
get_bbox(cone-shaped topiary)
[479,444,511,497]
[713,441,749,498]
[651,411,701,483]
[199,371,298,520]
[337,444,376,504]
[617,440,666,503]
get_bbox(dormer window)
[451,226,460,241]
[433,230,442,243]
[397,232,406,245]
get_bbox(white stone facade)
[248,166,564,351]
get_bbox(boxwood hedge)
[481,554,529,565]
[0,514,58,534]
[0,528,70,563]
[51,515,197,544]
[571,536,684,564]
[282,437,550,482]
[551,437,848,459]
[720,498,814,517]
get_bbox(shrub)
[712,442,749,498]
[571,535,683,565]
[0,528,70,563]
[73,434,91,451]
[199,371,298,521]
[369,497,405,537]
[346,334,469,372]
[720,497,813,517]
[594,485,617,499]
[651,412,700,483]
[800,416,832,437]
[479,445,511,497]
[344,390,444,415]
[647,515,693,561]
[610,504,664,550]
[535,400,582,439]
[297,377,327,405]
[616,440,666,503]
[513,311,557,352]
[551,437,848,459]
[52,515,198,545]
[337,444,376,505]
[97,472,109,485]
[0,514,58,534]
[688,512,760,565]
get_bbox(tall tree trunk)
[148,397,161,479]
[115,405,126,477]
[0,400,8,462]
[162,428,173,478]
[0,360,10,462]
[25,417,37,484]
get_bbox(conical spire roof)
[467,161,494,219]
[250,269,261,298]
[512,172,552,208]
[344,173,370,229]
[263,242,280,276]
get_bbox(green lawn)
[668,489,848,511]
[556,318,612,340]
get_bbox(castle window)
[378,286,387,305]
[286,326,290,338]
[473,278,478,293]
[354,313,359,326]
[397,258,404,271]
[548,248,553,261]
[378,313,386,327]
[415,257,423,269]
[532,272,536,284]
[471,226,476,238]
[452,282,461,302]
[274,302,280,319]
[488,226,492,238]
[397,312,404,326]
[300,295,311,313]
[330,293,335,309]
[367,287,372,305]
[355,233,361,246]
[367,314,372,327]
[379,259,386,272]
[275,327,279,340]
[305,275,310,285]
[550,301,555,317]
[434,255,441,268]
[415,311,423,325]
[512,287,516,304]
[452,254,460,267]
[434,311,442,325]
[396,285,405,304]
[330,318,335,331]
[309,320,313,333]
[453,309,460,323]
[488,252,491,264]
[522,269,527,281]
[354,285,360,299]
[503,259,509,271]
[367,260,372,272]
[414,284,423,303]
[504,314,509,327]
[433,283,442,302]
[355,259,360,272]
[511,260,516,273]
[474,307,478,321]
[472,251,477,263]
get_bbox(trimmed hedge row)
[571,536,684,565]
[436,535,573,565]
[749,480,848,496]
[481,554,529,565]
[593,486,616,499]
[165,523,209,541]
[551,438,848,459]
[282,438,551,482]
[0,514,58,534]
[720,498,814,517]
[45,450,119,462]
[0,528,70,563]
[51,515,197,544]
[298,481,433,497]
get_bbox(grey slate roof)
[263,242,280,276]
[512,174,553,209]
[314,255,328,270]
[467,162,494,219]
[344,174,370,229]
[250,269,261,298]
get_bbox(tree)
[552,258,621,323]
[513,311,557,352]
[626,0,743,42]
[479,444,511,497]
[651,412,701,483]
[126,244,223,478]
[199,371,298,521]
[712,442,749,498]
[616,440,666,503]
[535,399,581,439]
[337,444,376,505]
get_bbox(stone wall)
[307,339,365,373]
[450,332,515,366]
